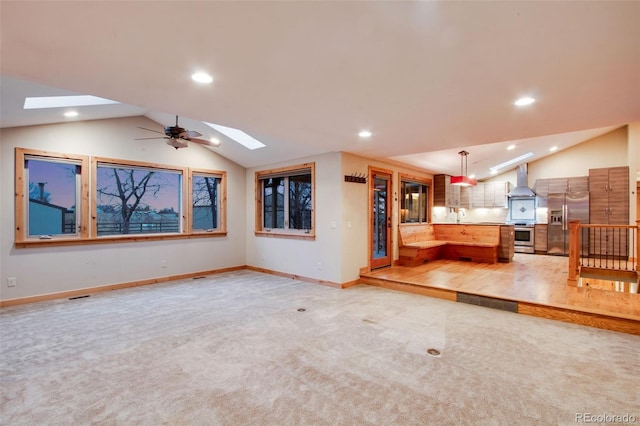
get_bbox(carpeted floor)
[1,270,638,425]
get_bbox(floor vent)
[69,295,90,301]
[457,293,517,313]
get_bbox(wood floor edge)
[359,276,457,301]
[0,265,246,308]
[518,302,640,336]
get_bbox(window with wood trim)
[15,148,90,241]
[94,159,186,236]
[400,174,431,224]
[255,163,315,238]
[191,169,226,233]
[14,148,227,247]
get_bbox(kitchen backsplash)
[432,206,550,224]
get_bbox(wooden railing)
[568,220,639,287]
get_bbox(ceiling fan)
[136,115,219,149]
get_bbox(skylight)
[24,95,119,109]
[203,122,266,150]
[489,152,535,172]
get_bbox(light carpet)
[1,270,638,425]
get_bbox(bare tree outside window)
[258,166,313,233]
[96,165,180,235]
[192,175,220,230]
[288,174,312,230]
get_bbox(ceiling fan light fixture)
[450,150,477,187]
[210,137,221,147]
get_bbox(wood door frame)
[368,166,394,270]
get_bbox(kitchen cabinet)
[470,184,485,208]
[435,178,509,208]
[534,179,549,207]
[588,166,629,257]
[544,176,589,194]
[534,224,548,253]
[534,176,588,207]
[568,176,589,192]
[433,175,460,207]
[498,225,514,262]
[459,186,471,208]
[483,182,510,207]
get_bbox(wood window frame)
[399,173,432,224]
[189,168,227,235]
[14,148,228,248]
[15,148,90,245]
[255,162,315,240]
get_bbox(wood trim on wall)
[0,265,246,308]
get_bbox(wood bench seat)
[398,224,500,266]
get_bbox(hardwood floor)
[359,253,640,335]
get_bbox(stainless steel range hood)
[507,164,536,197]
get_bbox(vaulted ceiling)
[1,1,639,178]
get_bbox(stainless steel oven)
[514,226,535,254]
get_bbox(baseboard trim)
[0,265,246,308]
[244,265,343,289]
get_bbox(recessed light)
[64,111,79,117]
[514,96,536,106]
[507,144,516,150]
[358,130,372,138]
[191,72,213,84]
[210,137,221,147]
[550,146,558,152]
[490,170,498,175]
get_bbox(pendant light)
[450,150,477,187]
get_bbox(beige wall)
[1,116,246,301]
[527,126,628,184]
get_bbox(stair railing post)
[567,220,581,287]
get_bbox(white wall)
[245,152,344,284]
[0,116,246,301]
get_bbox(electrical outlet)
[161,260,167,269]
[7,277,16,287]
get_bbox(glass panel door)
[370,170,392,269]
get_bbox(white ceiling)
[1,1,639,179]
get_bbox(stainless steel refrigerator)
[547,192,589,255]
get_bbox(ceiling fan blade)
[186,130,202,138]
[190,137,219,147]
[138,126,165,135]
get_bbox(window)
[256,163,314,238]
[15,148,227,247]
[191,169,226,233]
[95,160,184,236]
[400,175,431,223]
[15,148,89,241]
[26,158,81,236]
